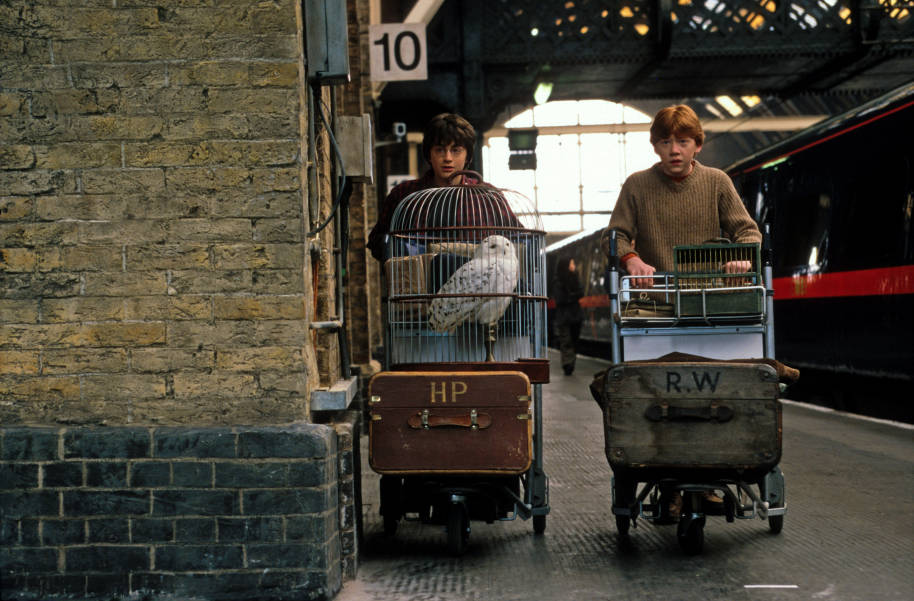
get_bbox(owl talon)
[485,322,497,362]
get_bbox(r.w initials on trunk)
[666,370,721,393]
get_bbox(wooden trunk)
[600,361,781,471]
[368,371,532,475]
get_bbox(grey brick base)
[312,410,361,580]
[1,424,343,601]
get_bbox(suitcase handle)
[644,403,734,423]
[408,409,492,430]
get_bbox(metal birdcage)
[618,242,765,323]
[383,176,547,365]
[673,242,764,317]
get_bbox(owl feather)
[428,235,519,333]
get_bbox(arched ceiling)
[376,0,914,166]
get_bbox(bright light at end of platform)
[534,82,554,105]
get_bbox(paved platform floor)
[338,351,913,601]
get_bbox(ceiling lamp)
[534,81,554,105]
[715,95,744,116]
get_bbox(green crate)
[673,243,763,316]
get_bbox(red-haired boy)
[608,104,761,287]
[605,105,762,517]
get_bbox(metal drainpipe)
[328,86,351,380]
[306,78,320,228]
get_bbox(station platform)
[340,350,913,601]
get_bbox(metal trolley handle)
[446,170,492,187]
[644,403,734,423]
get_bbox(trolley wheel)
[768,505,784,534]
[447,504,470,556]
[383,514,398,537]
[762,466,786,535]
[379,475,401,537]
[533,514,547,534]
[615,515,631,537]
[677,516,705,555]
[612,477,636,535]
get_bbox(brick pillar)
[0,425,341,601]
[0,0,373,598]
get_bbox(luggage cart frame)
[369,177,550,555]
[372,367,550,555]
[602,228,788,554]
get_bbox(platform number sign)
[369,23,428,82]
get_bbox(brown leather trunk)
[368,371,532,475]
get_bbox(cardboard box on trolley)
[596,357,785,474]
[368,370,533,475]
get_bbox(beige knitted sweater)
[607,161,761,272]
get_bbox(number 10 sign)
[369,23,428,82]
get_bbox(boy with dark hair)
[608,104,760,286]
[421,112,476,182]
[368,113,478,260]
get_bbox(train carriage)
[726,82,914,385]
[548,82,914,420]
[548,84,914,551]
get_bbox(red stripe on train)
[571,265,914,307]
[773,265,914,300]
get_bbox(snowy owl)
[428,235,519,333]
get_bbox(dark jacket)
[368,172,486,261]
[552,258,584,326]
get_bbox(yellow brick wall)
[0,0,341,426]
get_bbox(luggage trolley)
[368,173,550,555]
[597,229,797,554]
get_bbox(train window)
[776,192,830,272]
[755,188,768,225]
[766,162,833,272]
[905,193,913,263]
[807,194,830,272]
[834,151,912,269]
[732,171,763,223]
[753,177,777,230]
[588,238,607,296]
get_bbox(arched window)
[482,100,654,234]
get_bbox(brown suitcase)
[600,361,782,471]
[369,371,532,475]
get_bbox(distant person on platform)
[368,113,479,261]
[604,104,762,518]
[606,104,761,288]
[552,256,584,376]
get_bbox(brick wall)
[1,1,371,599]
[0,425,341,601]
[0,0,317,427]
[314,410,360,580]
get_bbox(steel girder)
[377,0,914,135]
